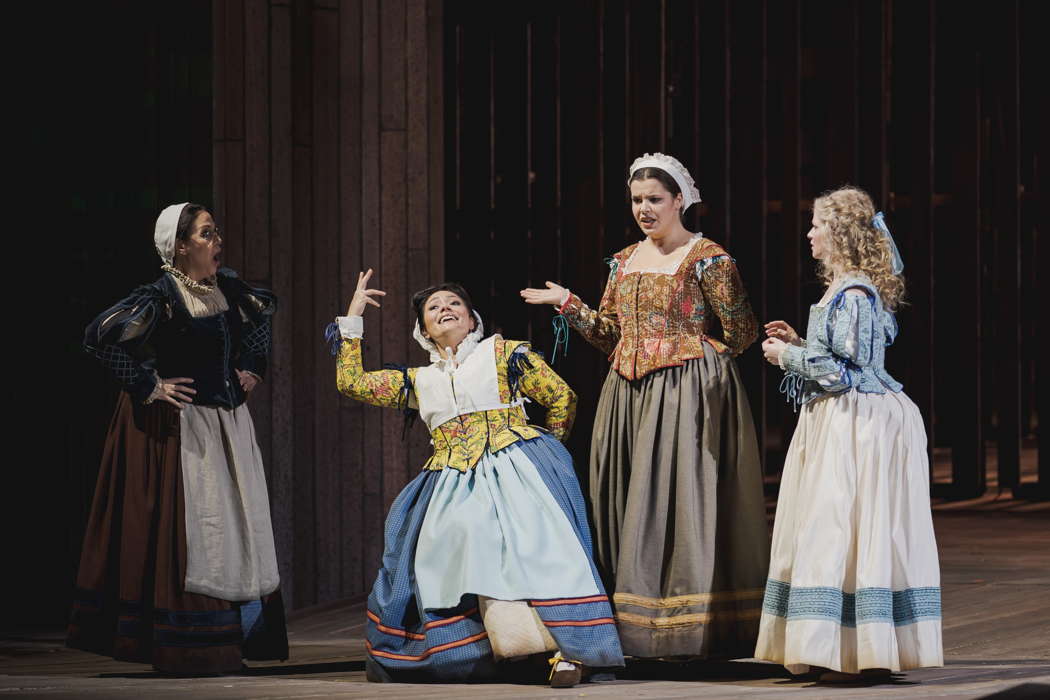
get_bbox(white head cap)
[154,203,190,266]
[627,153,702,210]
[412,310,485,366]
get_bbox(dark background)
[13,0,1044,633]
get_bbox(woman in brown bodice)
[521,153,769,660]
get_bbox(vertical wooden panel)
[1019,1,1047,497]
[938,5,984,497]
[696,0,730,238]
[359,0,386,584]
[245,0,272,282]
[452,13,494,311]
[379,131,410,506]
[244,0,273,477]
[492,10,529,341]
[601,0,629,254]
[268,0,295,610]
[892,0,936,481]
[405,0,435,497]
[665,0,698,176]
[427,0,446,285]
[560,0,603,479]
[858,0,889,206]
[726,0,768,467]
[625,0,664,153]
[311,4,341,604]
[290,0,317,607]
[767,0,801,469]
[379,0,410,506]
[381,0,407,131]
[224,0,247,275]
[338,0,365,598]
[213,0,229,234]
[526,10,560,357]
[993,2,1021,492]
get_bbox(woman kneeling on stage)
[327,271,624,687]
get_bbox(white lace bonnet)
[628,153,702,210]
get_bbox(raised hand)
[764,320,800,345]
[520,281,568,306]
[347,269,387,316]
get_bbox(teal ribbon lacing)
[551,314,570,364]
[779,372,805,413]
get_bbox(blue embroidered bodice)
[779,275,902,409]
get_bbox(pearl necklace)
[162,264,217,295]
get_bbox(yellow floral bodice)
[336,336,576,472]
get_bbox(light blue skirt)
[364,433,623,680]
[414,442,600,611]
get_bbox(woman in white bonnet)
[522,154,769,661]
[330,272,623,687]
[69,203,287,674]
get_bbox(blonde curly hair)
[813,186,906,311]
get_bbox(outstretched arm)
[521,268,622,356]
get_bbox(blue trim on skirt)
[364,433,624,680]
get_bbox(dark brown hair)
[175,203,209,241]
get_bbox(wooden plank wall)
[212,0,444,611]
[444,0,1044,501]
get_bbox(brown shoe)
[548,653,584,688]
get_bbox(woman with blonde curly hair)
[754,186,943,682]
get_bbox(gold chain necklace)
[162,264,217,295]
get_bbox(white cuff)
[558,289,571,306]
[777,347,787,370]
[337,315,364,339]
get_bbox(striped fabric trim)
[614,589,765,609]
[366,608,481,640]
[616,608,762,628]
[763,579,941,628]
[530,595,609,607]
[543,617,616,627]
[367,611,427,641]
[366,633,489,662]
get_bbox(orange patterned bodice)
[559,236,758,380]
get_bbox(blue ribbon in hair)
[872,211,904,275]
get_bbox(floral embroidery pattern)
[499,339,577,441]
[699,256,758,355]
[560,238,757,380]
[336,338,418,408]
[335,336,577,472]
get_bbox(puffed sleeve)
[220,269,277,380]
[83,283,171,404]
[506,343,577,441]
[696,254,759,355]
[780,288,875,391]
[557,259,622,356]
[331,317,418,410]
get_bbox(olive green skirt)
[590,349,769,659]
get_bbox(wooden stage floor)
[3,506,1048,699]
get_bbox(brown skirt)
[66,393,288,674]
[590,350,769,659]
